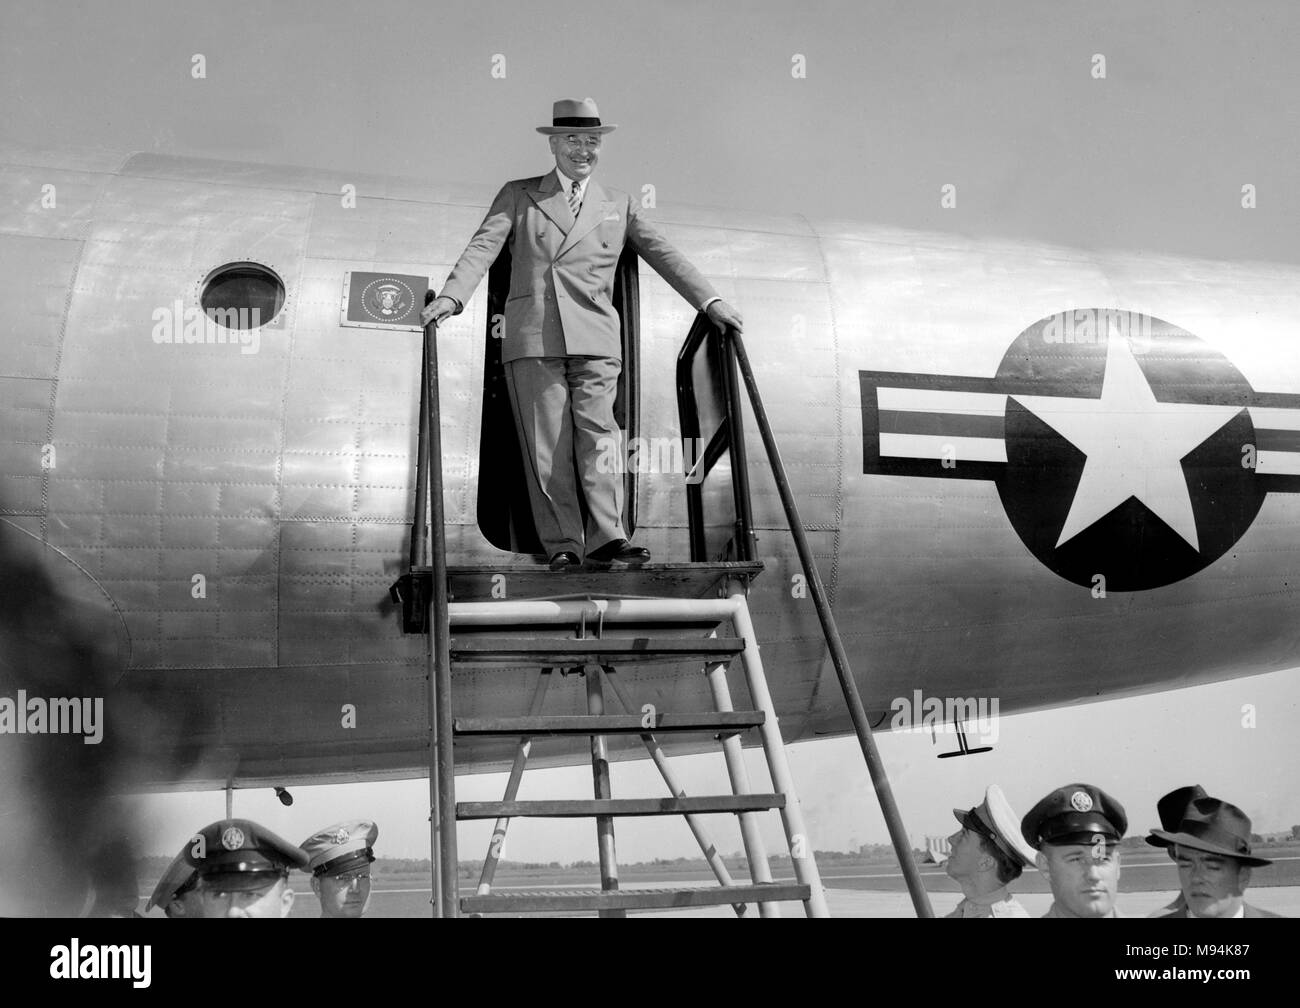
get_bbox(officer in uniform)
[944,784,1037,917]
[1144,784,1207,917]
[299,819,378,918]
[1148,796,1284,918]
[145,847,203,918]
[1021,783,1128,918]
[185,818,308,919]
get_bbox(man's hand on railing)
[420,296,458,327]
[706,299,743,334]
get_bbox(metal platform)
[442,560,763,602]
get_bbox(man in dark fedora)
[1144,784,1206,917]
[1148,797,1284,918]
[423,98,743,571]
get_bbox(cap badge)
[1070,791,1093,812]
[221,826,246,851]
[331,828,351,845]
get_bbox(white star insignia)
[1011,328,1243,553]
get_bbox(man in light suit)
[422,99,743,570]
[1147,796,1285,918]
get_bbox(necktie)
[568,180,581,218]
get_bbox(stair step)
[461,882,811,914]
[453,712,763,737]
[449,636,745,665]
[456,794,785,820]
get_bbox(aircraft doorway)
[474,246,642,554]
[676,316,755,562]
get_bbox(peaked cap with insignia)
[1021,783,1127,849]
[185,818,308,891]
[299,819,379,877]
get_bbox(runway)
[639,885,1300,918]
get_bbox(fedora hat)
[1148,797,1273,867]
[1145,784,1207,849]
[536,98,617,135]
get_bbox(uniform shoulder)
[1244,904,1285,918]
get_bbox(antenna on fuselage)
[937,718,993,759]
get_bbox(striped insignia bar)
[876,387,1009,465]
[858,309,1300,592]
[1247,406,1300,476]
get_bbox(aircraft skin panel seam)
[0,515,133,672]
[271,193,319,692]
[42,190,105,539]
[116,157,496,208]
[793,212,846,724]
[824,585,1300,634]
[0,233,85,245]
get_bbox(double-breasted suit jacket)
[440,170,719,362]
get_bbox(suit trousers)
[504,355,626,557]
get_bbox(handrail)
[413,299,458,918]
[725,324,936,919]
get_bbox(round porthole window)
[200,262,285,329]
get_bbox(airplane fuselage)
[3,147,1298,787]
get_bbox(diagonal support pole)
[476,669,553,895]
[601,665,748,917]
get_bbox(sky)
[3,1,1299,862]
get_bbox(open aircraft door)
[473,246,642,554]
[676,316,755,562]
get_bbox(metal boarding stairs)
[442,565,825,917]
[395,297,936,918]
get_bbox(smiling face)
[549,132,601,182]
[312,868,372,918]
[1039,842,1121,917]
[1175,844,1249,918]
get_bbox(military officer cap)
[300,820,379,877]
[185,818,309,891]
[952,784,1038,868]
[1021,783,1128,849]
[1146,784,1207,849]
[145,848,198,911]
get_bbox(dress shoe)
[586,538,651,565]
[549,550,580,572]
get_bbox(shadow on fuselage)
[0,515,201,916]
